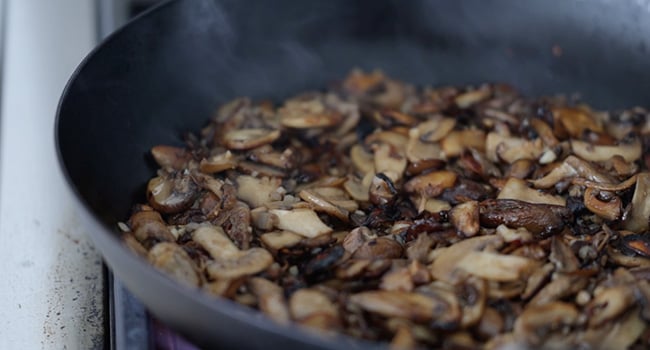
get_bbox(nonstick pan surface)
[56,0,650,348]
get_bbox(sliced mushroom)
[583,187,622,221]
[449,200,480,237]
[416,117,456,143]
[349,290,458,325]
[498,177,565,206]
[350,144,375,174]
[380,266,415,292]
[259,230,303,250]
[458,276,487,327]
[248,277,290,324]
[441,130,486,158]
[199,151,237,174]
[147,171,198,214]
[343,172,373,202]
[353,237,403,260]
[456,251,535,282]
[129,209,175,244]
[222,128,281,150]
[513,301,579,346]
[586,284,636,327]
[279,96,342,129]
[368,173,398,205]
[192,225,273,280]
[455,86,491,108]
[571,137,641,163]
[479,199,572,238]
[151,145,192,170]
[549,236,579,273]
[249,145,297,170]
[373,143,407,181]
[269,208,332,238]
[406,127,445,163]
[552,106,603,139]
[495,224,534,244]
[299,189,349,222]
[578,307,646,350]
[530,155,616,189]
[236,175,282,209]
[623,172,650,233]
[404,170,457,198]
[289,289,341,331]
[430,235,504,283]
[148,242,201,287]
[485,132,544,164]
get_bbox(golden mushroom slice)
[485,132,544,164]
[222,128,281,150]
[248,277,290,324]
[440,130,486,158]
[448,200,480,237]
[349,144,375,174]
[259,231,303,251]
[623,172,650,233]
[269,208,332,238]
[498,177,566,206]
[299,189,350,222]
[571,137,641,162]
[147,171,198,214]
[513,301,579,347]
[289,289,341,331]
[349,290,459,324]
[404,170,457,198]
[151,145,192,170]
[416,117,456,143]
[192,225,273,280]
[148,242,202,287]
[199,151,237,174]
[236,175,283,209]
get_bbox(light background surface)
[0,1,104,348]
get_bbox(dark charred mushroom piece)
[478,199,572,238]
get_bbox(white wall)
[0,1,104,348]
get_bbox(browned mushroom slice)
[623,172,650,233]
[389,324,418,350]
[129,209,175,244]
[373,143,407,181]
[583,187,622,221]
[122,233,148,257]
[529,118,559,148]
[578,308,646,350]
[199,151,237,174]
[497,177,565,206]
[248,146,297,170]
[552,106,604,139]
[458,276,487,328]
[495,225,534,244]
[259,231,303,251]
[476,307,505,340]
[441,130,486,158]
[343,172,373,202]
[299,189,349,221]
[192,225,273,280]
[148,242,201,287]
[430,235,504,283]
[269,208,332,238]
[248,277,290,324]
[455,251,535,282]
[342,226,376,254]
[530,155,616,189]
[521,263,554,300]
[151,145,192,170]
[416,117,456,143]
[549,236,580,273]
[405,128,444,163]
[289,289,341,331]
[235,175,282,209]
[455,86,491,108]
[349,290,458,324]
[349,144,375,174]
[310,187,359,212]
[448,200,480,237]
[479,199,572,238]
[585,284,636,327]
[237,161,286,178]
[485,132,544,164]
[222,128,281,150]
[368,173,398,205]
[279,96,343,129]
[353,237,403,260]
[513,301,579,346]
[380,266,415,292]
[404,170,457,198]
[203,278,244,298]
[571,137,642,162]
[147,171,198,214]
[529,273,589,306]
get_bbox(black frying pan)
[56,0,650,348]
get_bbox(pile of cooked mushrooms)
[121,70,650,349]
